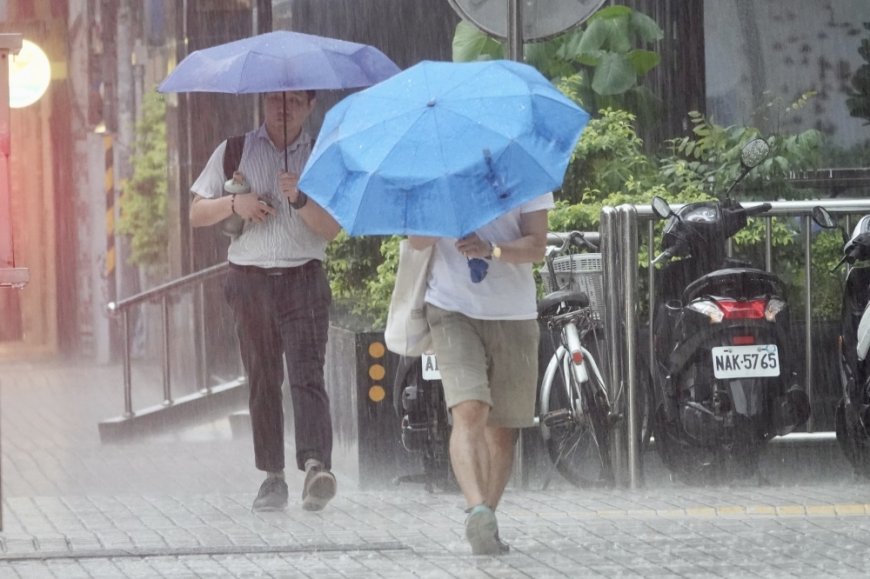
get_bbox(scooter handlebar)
[742,202,772,217]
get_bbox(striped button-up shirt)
[191,125,327,268]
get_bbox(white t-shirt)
[190,125,327,268]
[424,193,554,321]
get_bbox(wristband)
[289,191,309,210]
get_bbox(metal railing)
[106,262,229,417]
[602,198,870,489]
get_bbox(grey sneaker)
[302,466,337,512]
[465,504,500,555]
[252,477,288,512]
[495,532,511,554]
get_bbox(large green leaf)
[591,5,633,20]
[452,21,503,62]
[591,53,637,95]
[626,49,660,75]
[630,10,665,42]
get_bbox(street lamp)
[9,39,51,109]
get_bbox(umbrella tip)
[427,99,436,107]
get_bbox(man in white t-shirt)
[408,192,552,555]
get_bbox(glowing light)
[10,39,51,108]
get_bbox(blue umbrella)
[156,31,400,94]
[297,59,589,238]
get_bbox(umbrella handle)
[283,93,288,171]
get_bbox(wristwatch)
[491,244,502,260]
[289,191,308,209]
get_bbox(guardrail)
[602,198,870,489]
[106,262,229,418]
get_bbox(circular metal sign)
[448,0,607,42]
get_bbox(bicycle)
[536,230,617,488]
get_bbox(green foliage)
[326,232,389,330]
[452,4,663,123]
[847,23,870,125]
[118,92,168,269]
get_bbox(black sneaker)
[302,466,337,512]
[252,477,288,512]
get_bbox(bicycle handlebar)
[546,231,600,252]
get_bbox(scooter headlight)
[686,300,724,323]
[765,298,786,321]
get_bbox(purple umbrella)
[157,30,400,167]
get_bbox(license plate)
[712,345,780,379]
[421,352,442,381]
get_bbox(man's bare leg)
[449,400,491,508]
[484,427,518,510]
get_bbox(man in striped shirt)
[190,90,341,513]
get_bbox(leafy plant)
[847,23,870,125]
[118,92,168,269]
[452,4,663,122]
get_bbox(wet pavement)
[1,359,870,578]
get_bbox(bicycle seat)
[538,289,590,317]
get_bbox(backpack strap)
[222,135,246,181]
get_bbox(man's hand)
[456,233,491,259]
[279,171,302,204]
[234,193,276,223]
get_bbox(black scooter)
[391,353,455,492]
[812,206,870,478]
[649,138,809,484]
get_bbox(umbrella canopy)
[157,30,400,94]
[297,59,589,238]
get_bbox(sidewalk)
[1,358,870,578]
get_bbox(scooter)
[391,353,455,492]
[649,138,809,484]
[812,206,870,478]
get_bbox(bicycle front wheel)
[539,346,613,487]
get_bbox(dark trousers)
[224,260,333,472]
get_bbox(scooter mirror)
[651,196,672,220]
[811,206,837,229]
[740,138,770,169]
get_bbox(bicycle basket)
[539,253,605,321]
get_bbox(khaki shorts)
[425,304,539,428]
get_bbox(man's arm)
[407,236,439,251]
[189,189,276,228]
[454,209,548,263]
[281,172,340,241]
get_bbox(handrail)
[107,262,228,313]
[105,261,231,417]
[603,197,870,489]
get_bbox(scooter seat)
[538,289,590,317]
[683,268,786,303]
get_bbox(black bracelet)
[231,194,237,214]
[289,191,308,210]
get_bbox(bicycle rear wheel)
[539,346,613,487]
